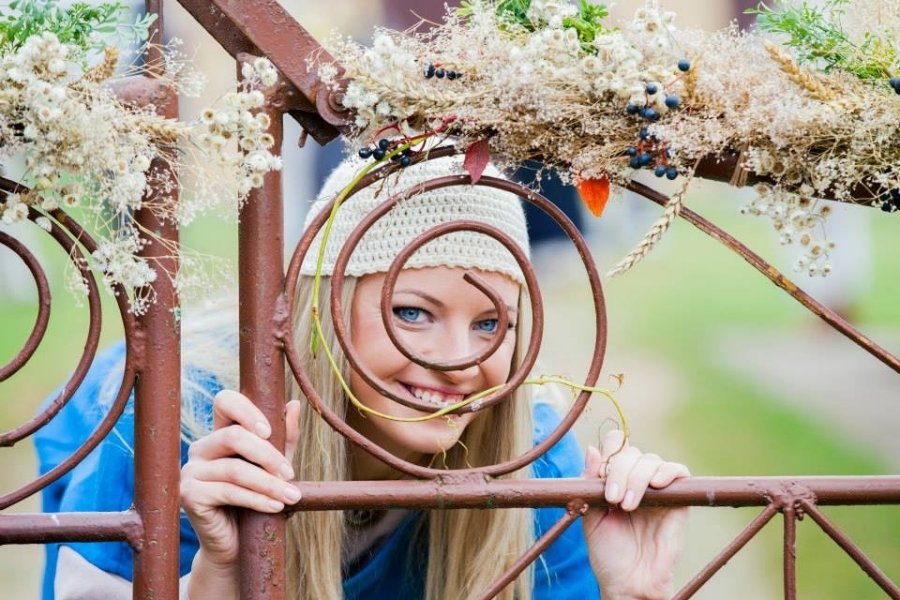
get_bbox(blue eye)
[475,319,499,333]
[394,306,426,323]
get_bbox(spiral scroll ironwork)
[0,179,138,510]
[0,229,50,383]
[282,149,609,480]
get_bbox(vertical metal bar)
[733,0,758,30]
[237,68,288,600]
[132,11,182,593]
[783,505,797,600]
[144,0,164,75]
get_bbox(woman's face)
[347,266,520,473]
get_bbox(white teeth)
[407,385,464,407]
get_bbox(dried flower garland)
[0,2,281,313]
[319,0,900,278]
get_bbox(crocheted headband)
[299,154,530,284]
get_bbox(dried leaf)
[609,372,625,388]
[463,139,491,184]
[577,175,611,217]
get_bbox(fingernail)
[606,483,620,503]
[283,486,301,503]
[279,463,295,480]
[267,499,284,511]
[254,421,271,438]
[623,489,636,510]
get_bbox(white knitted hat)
[299,154,530,283]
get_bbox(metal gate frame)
[0,2,898,599]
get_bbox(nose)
[435,327,482,385]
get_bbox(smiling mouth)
[400,383,467,408]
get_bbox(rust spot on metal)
[272,293,291,342]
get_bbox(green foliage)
[748,0,896,80]
[458,0,611,54]
[0,0,157,56]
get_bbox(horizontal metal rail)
[284,476,900,511]
[0,512,143,547]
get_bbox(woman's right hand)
[180,390,303,569]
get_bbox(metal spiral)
[283,148,608,479]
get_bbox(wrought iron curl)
[0,229,51,382]
[283,149,609,480]
[0,180,139,509]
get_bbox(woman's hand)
[582,430,690,600]
[180,390,302,569]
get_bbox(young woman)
[38,153,689,600]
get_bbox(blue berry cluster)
[424,62,461,80]
[880,189,900,212]
[625,59,690,123]
[626,128,678,180]
[358,138,413,166]
[890,77,900,95]
[626,100,660,122]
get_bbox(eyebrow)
[394,289,518,315]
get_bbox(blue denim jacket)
[36,342,600,599]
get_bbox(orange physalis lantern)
[576,175,611,217]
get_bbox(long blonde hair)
[164,273,536,599]
[285,274,535,600]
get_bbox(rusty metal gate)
[1,1,899,599]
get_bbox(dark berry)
[665,95,680,109]
[425,63,436,78]
[638,153,653,167]
[358,147,373,159]
[655,165,667,178]
[890,77,900,90]
[639,127,650,140]
[626,103,640,115]
[447,70,458,80]
[629,156,642,169]
[400,155,412,167]
[626,146,638,156]
[882,200,895,212]
[435,67,445,79]
[645,83,658,95]
[666,166,678,180]
[678,59,691,72]
[372,148,385,160]
[378,138,390,150]
[644,108,660,121]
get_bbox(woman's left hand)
[582,430,690,600]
